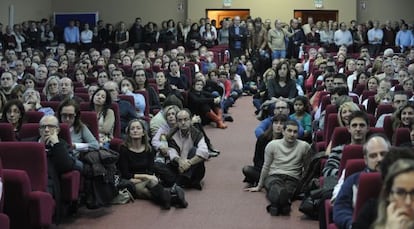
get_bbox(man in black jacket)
[228,16,247,62]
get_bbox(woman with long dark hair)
[119,119,187,209]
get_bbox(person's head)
[192,79,205,92]
[328,86,347,106]
[375,159,414,228]
[103,81,119,102]
[42,75,59,100]
[396,103,414,127]
[91,88,112,111]
[356,71,370,85]
[39,115,60,140]
[155,71,167,88]
[282,120,299,144]
[293,96,309,114]
[264,114,288,140]
[120,78,137,93]
[133,68,147,89]
[10,84,26,101]
[163,94,183,110]
[1,71,14,89]
[333,73,347,89]
[347,110,369,144]
[338,102,361,127]
[74,68,87,85]
[60,77,74,97]
[403,77,414,92]
[57,99,83,132]
[97,70,110,87]
[382,60,395,75]
[274,61,291,82]
[392,91,408,110]
[124,119,151,152]
[378,79,392,95]
[86,85,98,100]
[2,99,25,130]
[176,109,192,134]
[324,73,335,92]
[367,76,379,92]
[163,105,180,127]
[363,134,391,171]
[274,100,290,116]
[22,88,41,107]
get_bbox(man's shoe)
[170,184,188,208]
[280,205,291,216]
[191,182,203,190]
[224,115,234,122]
[266,205,278,216]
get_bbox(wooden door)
[294,10,338,23]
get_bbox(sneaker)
[208,151,219,158]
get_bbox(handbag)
[111,188,134,205]
[98,147,119,165]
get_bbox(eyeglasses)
[39,124,58,130]
[391,188,414,202]
[61,113,76,119]
[275,106,288,110]
[135,74,145,77]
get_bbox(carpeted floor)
[59,96,319,229]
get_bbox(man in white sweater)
[246,120,311,216]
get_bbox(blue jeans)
[272,50,286,60]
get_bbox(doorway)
[294,10,338,23]
[206,9,250,29]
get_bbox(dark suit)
[287,27,306,59]
[228,25,247,61]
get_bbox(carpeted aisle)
[60,96,319,229]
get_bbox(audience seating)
[360,91,376,104]
[20,123,73,146]
[383,115,393,141]
[375,104,394,119]
[394,128,410,146]
[25,110,45,123]
[353,172,382,219]
[80,102,122,138]
[74,87,88,94]
[18,123,80,203]
[40,101,61,112]
[74,93,90,102]
[0,142,55,228]
[79,111,100,141]
[0,123,16,141]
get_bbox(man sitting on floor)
[246,120,311,216]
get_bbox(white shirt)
[80,30,93,44]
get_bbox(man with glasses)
[36,115,81,222]
[167,109,209,190]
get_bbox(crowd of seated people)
[0,14,414,228]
